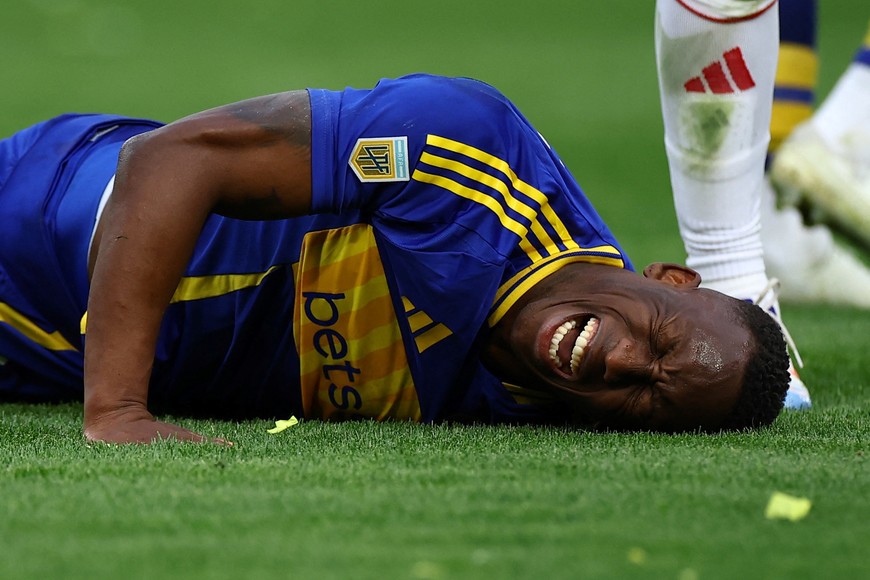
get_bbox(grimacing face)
[483,262,753,432]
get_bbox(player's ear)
[642,263,702,288]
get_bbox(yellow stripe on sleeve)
[81,264,287,333]
[487,249,624,328]
[412,168,543,261]
[1,302,77,352]
[170,265,284,303]
[420,151,563,257]
[426,135,580,252]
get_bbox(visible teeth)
[568,318,599,373]
[548,318,597,370]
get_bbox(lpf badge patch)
[349,136,410,182]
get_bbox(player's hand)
[83,407,232,446]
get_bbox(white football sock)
[655,0,778,297]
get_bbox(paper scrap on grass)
[626,547,647,565]
[765,491,812,521]
[267,416,299,434]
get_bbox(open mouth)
[547,316,600,374]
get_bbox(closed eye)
[653,318,678,359]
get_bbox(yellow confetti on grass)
[765,491,812,521]
[267,416,299,434]
[411,561,443,579]
[627,547,648,565]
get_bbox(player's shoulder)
[380,73,515,113]
[381,74,539,156]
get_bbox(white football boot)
[760,178,870,308]
[752,279,811,410]
[770,122,870,251]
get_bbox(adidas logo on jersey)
[684,47,755,94]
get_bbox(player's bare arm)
[83,91,313,444]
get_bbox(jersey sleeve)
[307,75,633,327]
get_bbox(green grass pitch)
[1,1,868,578]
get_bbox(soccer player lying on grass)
[0,74,789,444]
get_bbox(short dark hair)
[717,299,791,431]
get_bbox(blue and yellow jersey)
[0,75,632,424]
[292,74,632,423]
[0,114,162,403]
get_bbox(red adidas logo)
[684,47,756,94]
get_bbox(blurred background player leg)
[654,0,811,409]
[771,19,870,251]
[762,1,870,308]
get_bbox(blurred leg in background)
[763,2,870,308]
[770,15,870,265]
